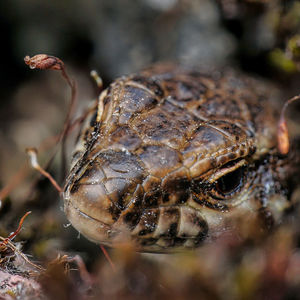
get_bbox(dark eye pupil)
[215,167,244,195]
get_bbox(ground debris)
[0,269,44,300]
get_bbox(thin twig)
[24,54,77,180]
[100,245,116,272]
[26,148,62,193]
[90,70,103,89]
[0,211,31,247]
[0,236,45,272]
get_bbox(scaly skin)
[63,65,294,252]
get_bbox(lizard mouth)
[64,196,117,246]
[64,187,209,251]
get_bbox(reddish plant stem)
[26,148,62,193]
[277,94,300,155]
[100,245,116,272]
[0,211,31,247]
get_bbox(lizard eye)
[213,166,245,199]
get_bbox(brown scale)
[63,65,296,252]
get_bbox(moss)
[269,49,297,73]
[287,35,300,61]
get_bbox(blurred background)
[0,0,300,299]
